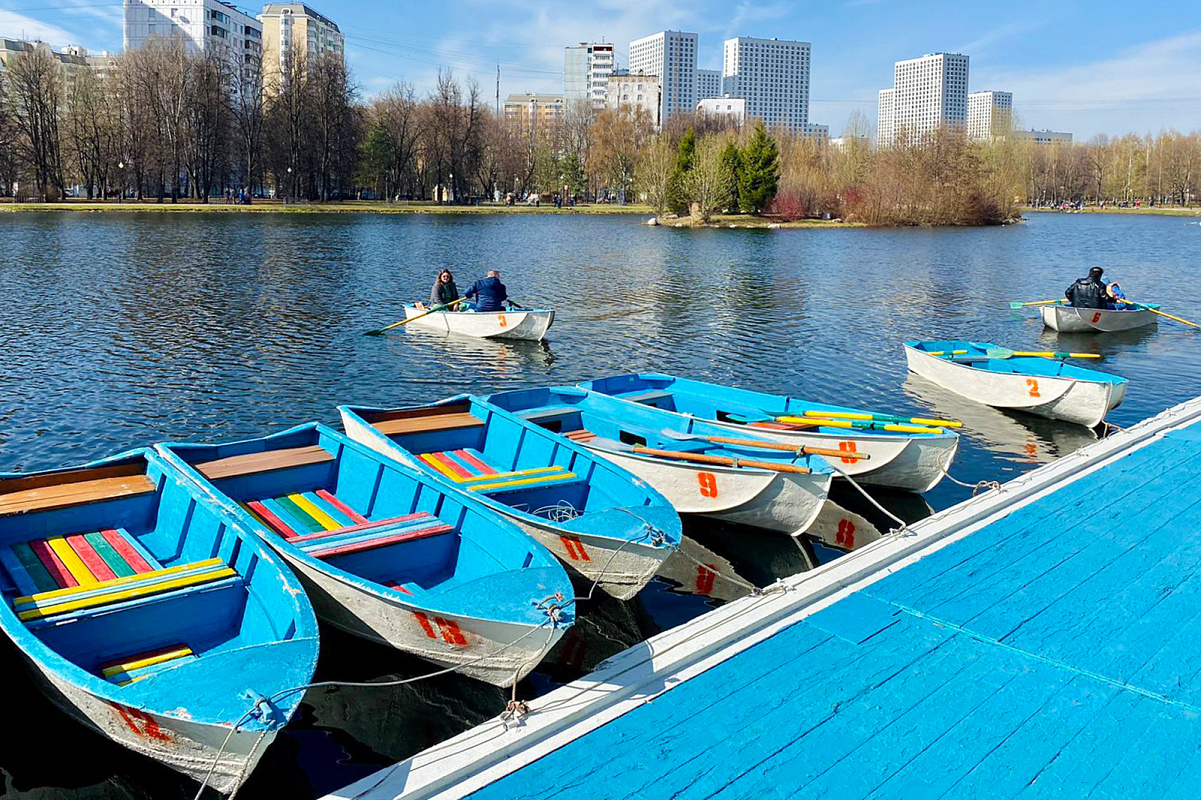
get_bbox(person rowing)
[464,269,509,312]
[1065,267,1108,309]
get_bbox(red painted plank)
[29,539,78,588]
[100,529,154,574]
[288,512,432,544]
[246,500,299,539]
[66,534,117,582]
[455,449,498,476]
[308,524,453,559]
[316,489,369,523]
[429,452,472,479]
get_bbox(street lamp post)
[287,166,293,204]
[449,173,454,205]
[117,161,124,204]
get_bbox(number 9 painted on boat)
[697,471,718,498]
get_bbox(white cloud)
[0,9,79,46]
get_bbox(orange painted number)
[1027,378,1041,398]
[1091,312,1102,323]
[560,534,591,562]
[696,564,717,595]
[697,471,718,498]
[498,313,508,328]
[414,612,468,645]
[836,518,857,549]
[838,441,858,464]
[114,705,171,743]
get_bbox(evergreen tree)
[667,127,696,213]
[720,139,743,212]
[737,122,780,214]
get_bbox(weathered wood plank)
[194,445,333,480]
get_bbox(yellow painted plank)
[47,536,99,586]
[289,493,340,531]
[468,472,577,493]
[102,646,194,678]
[419,453,465,482]
[14,558,225,609]
[19,566,237,622]
[456,465,564,485]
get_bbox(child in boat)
[463,270,509,312]
[1106,282,1130,309]
[430,269,460,310]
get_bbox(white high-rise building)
[259,4,343,92]
[967,90,1013,139]
[720,37,811,131]
[696,68,722,100]
[629,30,697,123]
[123,0,262,77]
[877,88,895,146]
[877,52,969,146]
[564,42,615,108]
[697,96,746,124]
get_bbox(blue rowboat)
[904,340,1127,428]
[0,448,318,794]
[578,374,961,494]
[337,396,682,601]
[156,423,572,688]
[483,385,835,536]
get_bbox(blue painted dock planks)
[330,398,1201,800]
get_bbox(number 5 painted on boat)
[1026,378,1041,398]
[697,472,718,498]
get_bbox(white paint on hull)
[1041,305,1157,332]
[402,306,553,341]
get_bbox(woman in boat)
[430,269,460,310]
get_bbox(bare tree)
[635,135,675,213]
[231,59,265,198]
[310,52,356,200]
[681,134,734,221]
[8,45,66,200]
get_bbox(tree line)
[1,44,1198,222]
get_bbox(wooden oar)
[365,298,468,336]
[1009,299,1067,309]
[773,416,943,435]
[797,410,962,429]
[1121,300,1201,331]
[657,430,870,461]
[630,445,812,474]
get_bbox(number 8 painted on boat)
[697,472,718,498]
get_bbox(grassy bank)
[0,200,655,215]
[658,213,866,230]
[1023,206,1201,218]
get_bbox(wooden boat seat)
[0,463,156,518]
[468,470,581,495]
[194,445,334,481]
[0,529,163,596]
[14,558,238,624]
[517,406,581,423]
[101,644,197,686]
[367,404,484,436]
[417,451,574,493]
[616,390,674,406]
[565,430,597,443]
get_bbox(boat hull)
[1041,305,1157,332]
[28,657,273,794]
[403,306,554,341]
[585,446,831,535]
[905,346,1125,428]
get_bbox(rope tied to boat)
[668,539,771,597]
[826,462,912,535]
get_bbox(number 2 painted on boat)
[1026,378,1041,398]
[697,472,718,498]
[498,314,508,328]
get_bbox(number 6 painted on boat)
[1026,378,1041,398]
[697,472,718,498]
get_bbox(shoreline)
[1023,206,1201,218]
[0,200,654,215]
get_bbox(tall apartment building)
[503,93,566,137]
[695,67,722,100]
[877,88,895,146]
[697,96,746,124]
[123,0,262,77]
[564,42,614,108]
[259,4,343,89]
[720,37,811,131]
[629,31,697,123]
[877,52,969,146]
[606,70,662,127]
[967,90,1013,139]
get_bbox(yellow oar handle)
[777,416,943,435]
[800,410,963,429]
[927,350,968,356]
[1126,300,1201,331]
[1012,351,1100,359]
[377,297,469,333]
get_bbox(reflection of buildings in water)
[656,535,755,604]
[902,373,1099,464]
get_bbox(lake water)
[1,210,1199,798]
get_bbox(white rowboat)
[1041,304,1158,332]
[402,304,554,341]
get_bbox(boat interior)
[0,451,304,695]
[909,340,1127,383]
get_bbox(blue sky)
[4,0,1200,138]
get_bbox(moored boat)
[483,385,834,536]
[578,374,960,494]
[156,423,572,687]
[337,397,682,601]
[904,340,1127,428]
[0,449,318,794]
[1041,303,1158,332]
[401,303,554,341]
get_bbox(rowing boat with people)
[400,303,554,341]
[1041,303,1159,332]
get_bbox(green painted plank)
[84,531,136,578]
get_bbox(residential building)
[829,134,869,152]
[877,52,969,146]
[564,42,615,108]
[721,37,811,131]
[697,95,746,124]
[123,0,263,78]
[503,93,565,136]
[259,4,343,89]
[877,87,895,146]
[629,30,697,123]
[803,123,829,143]
[696,67,722,100]
[967,90,1013,139]
[1015,129,1073,145]
[0,39,91,85]
[605,70,662,127]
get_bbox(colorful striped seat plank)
[242,493,402,540]
[297,517,449,555]
[468,470,580,494]
[3,529,158,594]
[418,450,500,481]
[307,523,454,560]
[16,558,236,622]
[101,644,196,686]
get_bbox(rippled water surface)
[1,210,1199,798]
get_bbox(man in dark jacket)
[464,270,509,312]
[1065,267,1108,309]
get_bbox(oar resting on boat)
[0,449,319,793]
[156,422,574,687]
